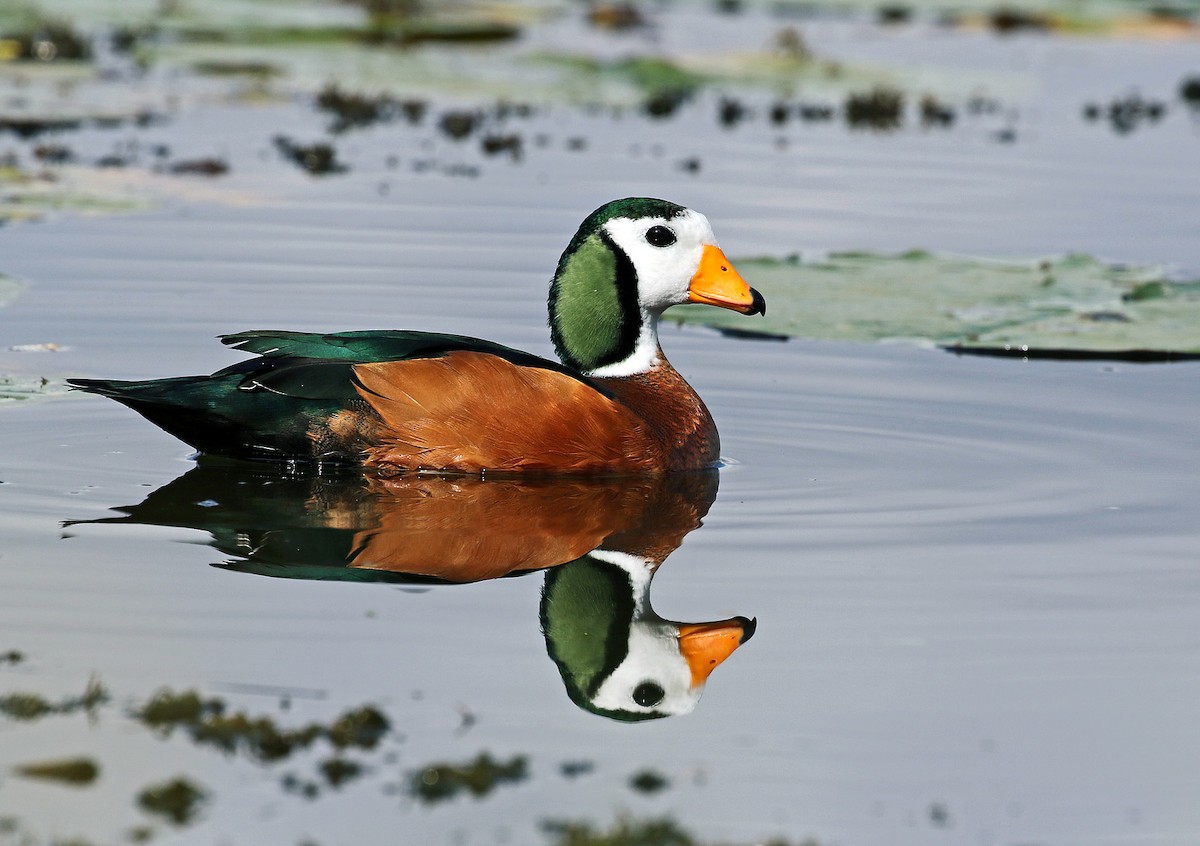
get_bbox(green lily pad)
[671,252,1200,356]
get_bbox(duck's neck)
[593,359,720,471]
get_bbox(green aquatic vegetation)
[0,676,109,721]
[326,705,389,750]
[671,252,1200,356]
[318,756,364,788]
[137,688,224,729]
[0,692,53,720]
[410,752,529,803]
[136,777,209,826]
[0,649,24,664]
[543,815,818,846]
[13,757,100,786]
[135,688,389,764]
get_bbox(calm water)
[1,7,1199,845]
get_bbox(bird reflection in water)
[70,459,755,720]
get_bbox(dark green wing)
[220,329,573,373]
[69,330,579,462]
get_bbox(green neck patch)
[540,556,635,699]
[548,231,641,373]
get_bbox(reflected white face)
[603,208,717,313]
[588,620,703,717]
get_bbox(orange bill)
[687,245,766,315]
[677,616,757,686]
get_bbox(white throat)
[583,312,662,378]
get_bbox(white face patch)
[602,208,717,313]
[585,208,717,378]
[588,622,703,717]
[584,548,703,717]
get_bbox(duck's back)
[69,329,676,472]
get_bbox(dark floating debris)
[845,87,904,130]
[920,94,955,127]
[0,118,83,139]
[481,133,523,158]
[559,760,595,778]
[628,769,670,794]
[989,7,1051,32]
[319,756,365,788]
[1082,93,1167,134]
[718,97,750,128]
[439,110,480,140]
[273,136,347,175]
[410,752,528,803]
[136,777,209,826]
[192,60,281,77]
[878,4,913,24]
[316,85,394,133]
[542,815,811,846]
[168,158,230,176]
[587,2,647,30]
[798,101,836,121]
[643,88,693,119]
[14,757,100,786]
[0,649,24,665]
[32,144,75,164]
[1178,75,1200,105]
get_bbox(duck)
[539,470,755,721]
[68,198,765,474]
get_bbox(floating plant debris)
[1082,93,1167,134]
[541,815,814,846]
[167,158,230,176]
[628,769,670,794]
[134,688,389,763]
[587,2,647,30]
[919,94,955,127]
[670,252,1200,358]
[845,87,904,130]
[273,136,347,175]
[0,676,109,721]
[559,760,595,778]
[0,649,23,665]
[136,777,209,826]
[318,756,365,788]
[316,85,399,133]
[989,7,1052,32]
[14,757,100,786]
[439,110,480,140]
[410,752,528,803]
[1182,76,1200,104]
[481,133,522,158]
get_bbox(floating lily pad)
[672,252,1200,357]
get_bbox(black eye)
[632,682,665,708]
[644,225,676,248]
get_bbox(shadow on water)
[67,460,755,721]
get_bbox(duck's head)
[541,550,756,722]
[549,198,766,377]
